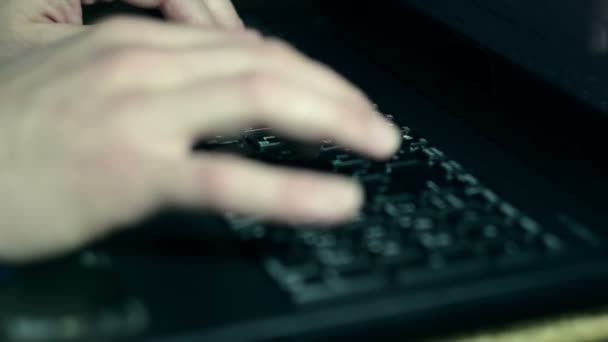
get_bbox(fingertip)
[376,123,403,160]
[363,112,402,160]
[301,178,364,224]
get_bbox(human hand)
[0,0,243,59]
[0,18,400,262]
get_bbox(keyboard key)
[396,260,486,288]
[287,265,387,305]
[378,246,427,267]
[542,234,564,252]
[333,159,371,175]
[299,231,337,249]
[265,258,322,285]
[326,272,387,298]
[317,248,356,268]
[358,173,390,198]
[386,165,441,194]
[383,198,419,217]
[437,244,475,262]
[413,216,436,231]
[386,160,422,173]
[290,283,336,305]
[331,257,375,277]
[418,232,453,250]
[289,273,387,305]
[518,216,543,235]
[421,147,446,163]
[496,252,541,269]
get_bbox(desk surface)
[430,307,608,342]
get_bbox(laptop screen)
[404,0,608,113]
[475,0,606,55]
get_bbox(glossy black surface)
[401,0,608,111]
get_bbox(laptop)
[2,1,608,341]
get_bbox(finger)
[89,16,260,47]
[68,0,84,25]
[160,0,215,26]
[96,41,369,106]
[203,0,244,29]
[41,0,83,25]
[18,16,259,49]
[167,154,364,223]
[128,74,400,159]
[119,0,216,26]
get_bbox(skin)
[0,0,244,59]
[0,2,401,263]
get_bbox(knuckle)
[242,71,275,92]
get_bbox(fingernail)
[307,181,363,222]
[371,116,402,159]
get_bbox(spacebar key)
[397,260,487,289]
[292,272,388,306]
[328,272,387,297]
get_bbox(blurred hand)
[0,18,400,262]
[0,0,243,59]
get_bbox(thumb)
[115,0,216,26]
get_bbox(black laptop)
[2,1,608,341]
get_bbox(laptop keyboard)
[200,117,571,306]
